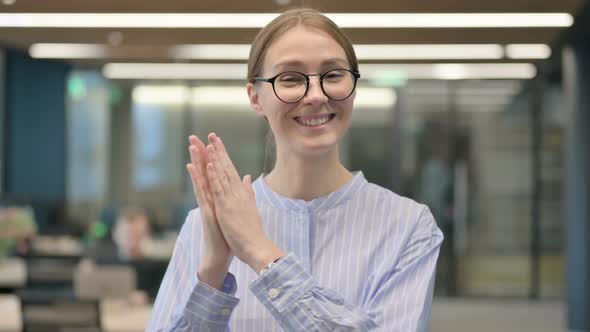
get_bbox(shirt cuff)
[249,253,315,313]
[184,273,240,323]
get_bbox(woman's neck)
[264,146,353,201]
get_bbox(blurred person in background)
[112,206,152,260]
[417,122,454,296]
[149,8,443,332]
[0,206,37,258]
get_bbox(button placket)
[305,206,314,273]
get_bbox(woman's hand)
[187,135,233,289]
[205,133,284,273]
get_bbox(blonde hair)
[247,8,358,82]
[249,8,357,173]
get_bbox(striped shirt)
[147,171,443,331]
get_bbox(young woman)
[148,8,443,332]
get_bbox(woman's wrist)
[246,241,285,274]
[257,256,283,276]
[198,256,233,290]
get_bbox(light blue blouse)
[148,171,443,331]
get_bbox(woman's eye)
[326,74,342,79]
[325,72,344,80]
[281,75,301,82]
[279,75,305,85]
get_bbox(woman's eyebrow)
[272,60,304,71]
[271,58,349,71]
[321,58,349,67]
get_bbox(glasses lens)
[274,72,307,103]
[322,69,356,101]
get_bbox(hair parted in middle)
[247,8,359,82]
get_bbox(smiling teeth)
[299,116,331,127]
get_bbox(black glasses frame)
[253,68,361,104]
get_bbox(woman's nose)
[303,76,329,104]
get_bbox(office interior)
[0,1,589,331]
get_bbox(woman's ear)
[247,82,265,119]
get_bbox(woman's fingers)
[187,151,208,204]
[190,135,209,173]
[208,133,240,183]
[188,135,215,209]
[190,134,206,150]
[186,163,205,206]
[216,136,241,181]
[189,136,207,185]
[206,148,225,200]
[186,164,207,208]
[243,174,254,195]
[192,133,243,206]
[188,145,201,174]
[194,138,218,207]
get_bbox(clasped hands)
[187,133,284,287]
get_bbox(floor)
[430,298,566,332]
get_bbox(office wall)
[3,50,70,229]
[4,50,69,200]
[0,50,5,193]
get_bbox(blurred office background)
[0,1,589,331]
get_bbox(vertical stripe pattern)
[147,171,443,331]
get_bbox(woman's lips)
[293,113,336,127]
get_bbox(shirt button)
[268,288,280,299]
[221,308,231,316]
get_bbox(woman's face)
[247,25,355,157]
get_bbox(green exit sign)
[372,70,408,87]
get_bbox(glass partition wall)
[397,79,564,298]
[0,50,5,194]
[67,77,564,299]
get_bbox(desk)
[100,299,152,332]
[18,287,99,330]
[31,236,83,257]
[0,294,22,332]
[0,258,26,288]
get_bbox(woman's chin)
[292,137,340,157]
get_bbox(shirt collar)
[252,171,367,212]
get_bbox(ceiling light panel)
[354,44,504,60]
[33,43,551,61]
[360,63,537,80]
[104,63,536,80]
[505,44,552,59]
[103,63,247,80]
[0,13,573,28]
[29,43,106,58]
[172,45,251,60]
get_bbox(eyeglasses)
[253,69,361,104]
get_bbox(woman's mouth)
[294,113,336,127]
